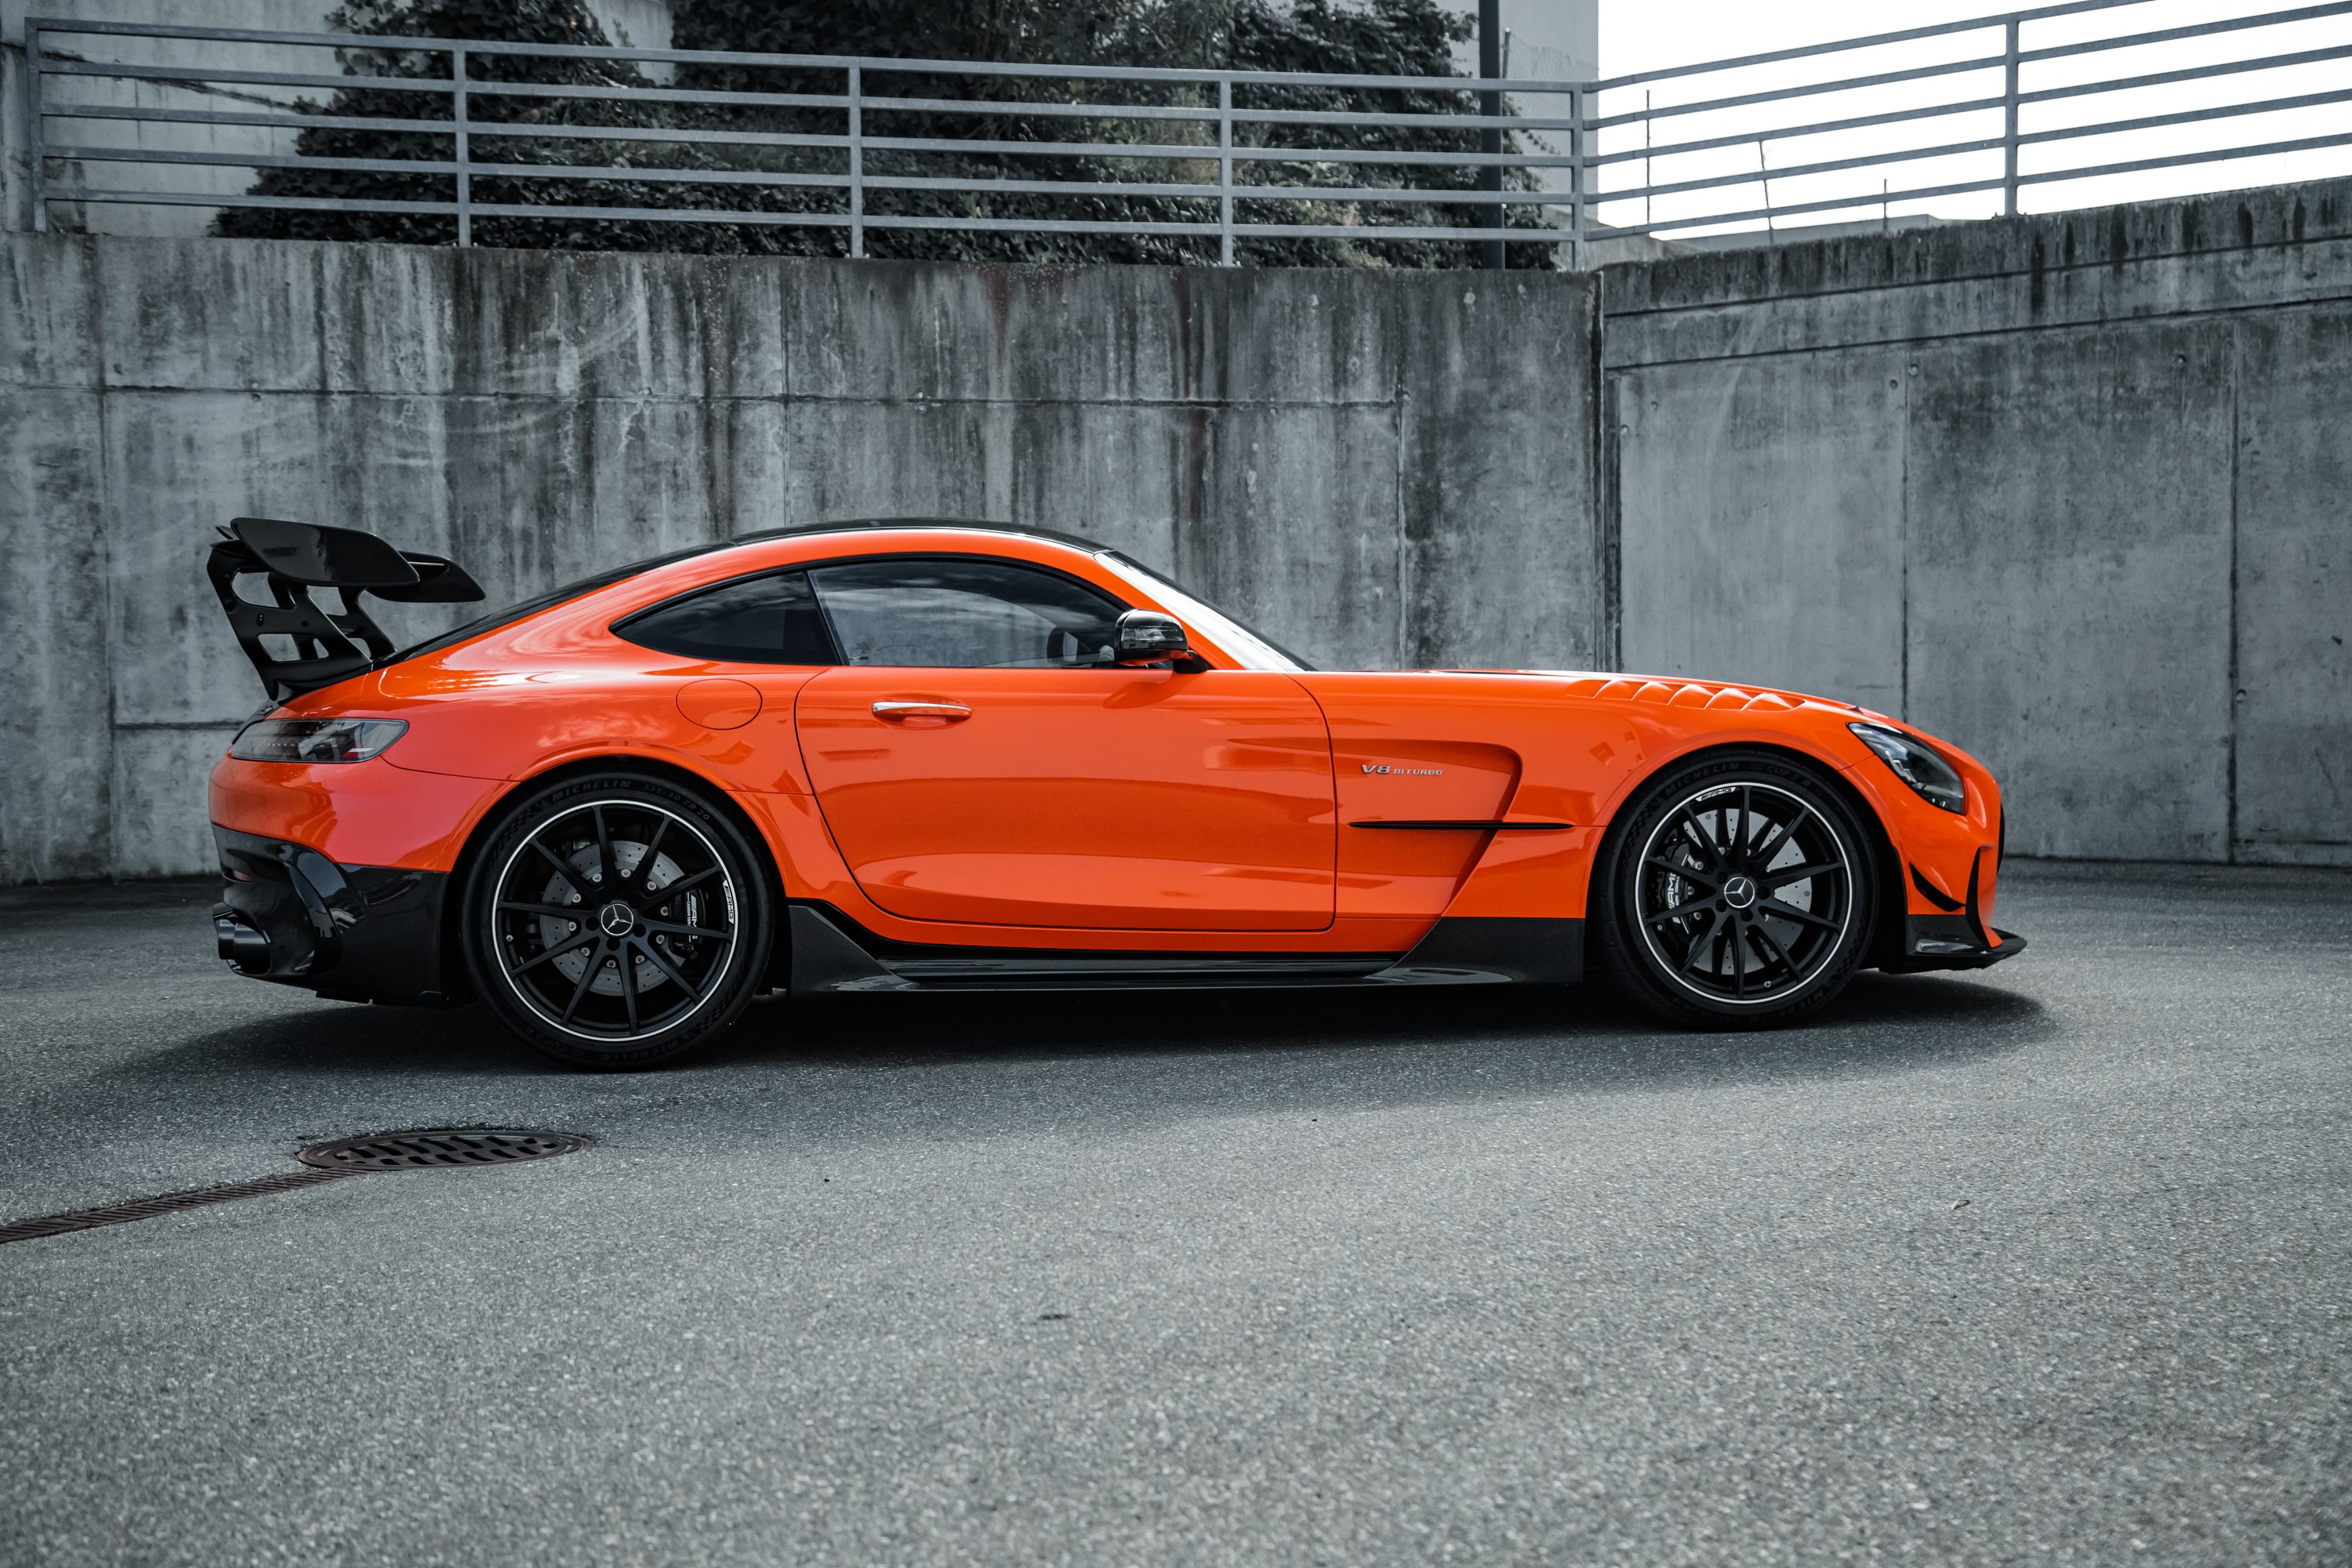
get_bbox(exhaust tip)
[214,914,271,975]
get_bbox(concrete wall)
[0,235,1601,881]
[1605,180,2352,867]
[4,175,2347,885]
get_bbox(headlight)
[1848,722,1966,813]
[229,717,408,764]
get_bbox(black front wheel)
[463,769,773,1069]
[1592,750,1878,1029]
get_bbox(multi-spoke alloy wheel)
[1595,752,1878,1029]
[463,771,772,1069]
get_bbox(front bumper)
[1884,913,2027,973]
[210,826,456,1005]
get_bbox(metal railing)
[24,0,2352,262]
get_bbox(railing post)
[848,64,866,260]
[452,46,471,246]
[26,22,49,233]
[1477,0,1504,270]
[1569,85,1586,271]
[2003,17,2021,217]
[1218,76,1234,267]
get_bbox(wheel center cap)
[597,901,637,938]
[1722,875,1759,910]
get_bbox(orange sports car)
[205,517,2023,1068]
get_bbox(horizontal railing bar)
[1213,221,1566,241]
[866,214,1218,234]
[42,145,864,191]
[1586,34,2352,151]
[40,102,860,152]
[2016,82,2352,147]
[2018,125,2352,183]
[1592,80,2352,204]
[1615,126,2348,238]
[46,186,462,213]
[1596,37,2352,169]
[1588,51,2006,132]
[1620,135,2008,203]
[31,102,1578,172]
[864,213,1563,240]
[42,180,1570,241]
[1584,0,2190,93]
[35,58,452,92]
[868,176,1556,204]
[1235,107,1580,132]
[862,136,1569,167]
[45,185,864,227]
[34,60,1562,135]
[859,94,1218,122]
[2015,40,2352,108]
[43,144,461,176]
[2016,0,2352,67]
[1612,130,2352,235]
[435,78,848,110]
[1633,174,2009,233]
[24,16,1588,94]
[1587,95,2003,169]
[40,102,461,136]
[34,2,2343,102]
[42,143,1580,206]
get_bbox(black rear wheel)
[1593,750,1878,1029]
[463,769,772,1069]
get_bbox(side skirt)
[786,904,1584,996]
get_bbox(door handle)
[871,700,971,722]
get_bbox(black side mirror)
[1114,609,1194,666]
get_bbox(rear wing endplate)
[207,517,484,700]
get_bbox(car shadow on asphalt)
[51,967,2053,1152]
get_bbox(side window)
[615,570,837,664]
[808,558,1127,669]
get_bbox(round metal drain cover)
[297,1128,590,1171]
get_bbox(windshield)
[1097,552,1316,672]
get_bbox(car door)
[793,555,1336,932]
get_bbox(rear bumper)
[209,826,457,1005]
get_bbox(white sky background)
[1573,0,2352,236]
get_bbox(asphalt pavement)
[2,861,2347,1566]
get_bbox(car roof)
[725,517,1108,556]
[384,519,1112,670]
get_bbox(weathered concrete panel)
[2234,305,2352,866]
[109,726,237,879]
[103,389,329,726]
[0,230,96,390]
[1617,348,1907,710]
[0,391,111,880]
[1604,180,2352,330]
[96,238,324,391]
[1163,403,1409,673]
[1399,271,1600,671]
[1904,325,2237,862]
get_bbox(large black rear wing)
[207,517,484,700]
